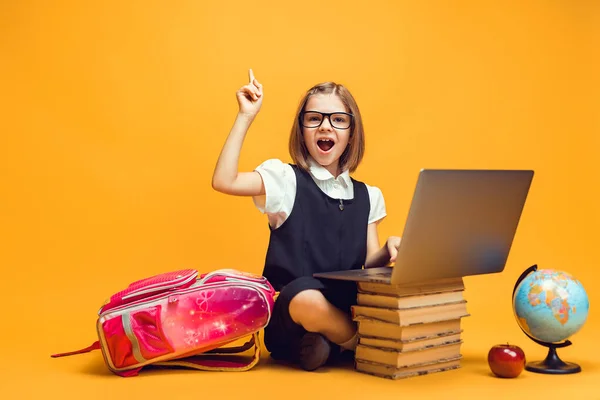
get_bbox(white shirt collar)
[307,156,351,187]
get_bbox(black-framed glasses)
[299,111,354,130]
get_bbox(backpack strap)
[50,341,100,358]
[152,332,261,372]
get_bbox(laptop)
[313,169,534,285]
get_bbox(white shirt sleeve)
[252,159,296,229]
[365,184,387,224]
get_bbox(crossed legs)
[288,289,357,346]
[263,277,358,371]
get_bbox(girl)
[212,70,401,371]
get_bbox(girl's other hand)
[386,236,402,263]
[236,69,263,117]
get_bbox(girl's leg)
[264,277,330,367]
[265,277,357,371]
[288,289,358,348]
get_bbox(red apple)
[487,343,526,378]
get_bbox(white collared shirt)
[253,157,387,229]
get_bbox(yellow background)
[1,1,598,398]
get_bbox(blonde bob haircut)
[288,82,365,174]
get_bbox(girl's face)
[301,93,352,177]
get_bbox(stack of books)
[351,277,469,380]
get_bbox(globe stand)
[513,264,583,375]
[525,339,581,374]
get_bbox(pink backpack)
[52,268,276,377]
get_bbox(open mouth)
[317,139,334,152]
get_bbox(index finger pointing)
[249,69,255,83]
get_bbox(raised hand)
[212,69,267,197]
[236,69,263,117]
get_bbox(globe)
[512,265,590,374]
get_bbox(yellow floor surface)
[7,316,599,400]
[7,346,600,400]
